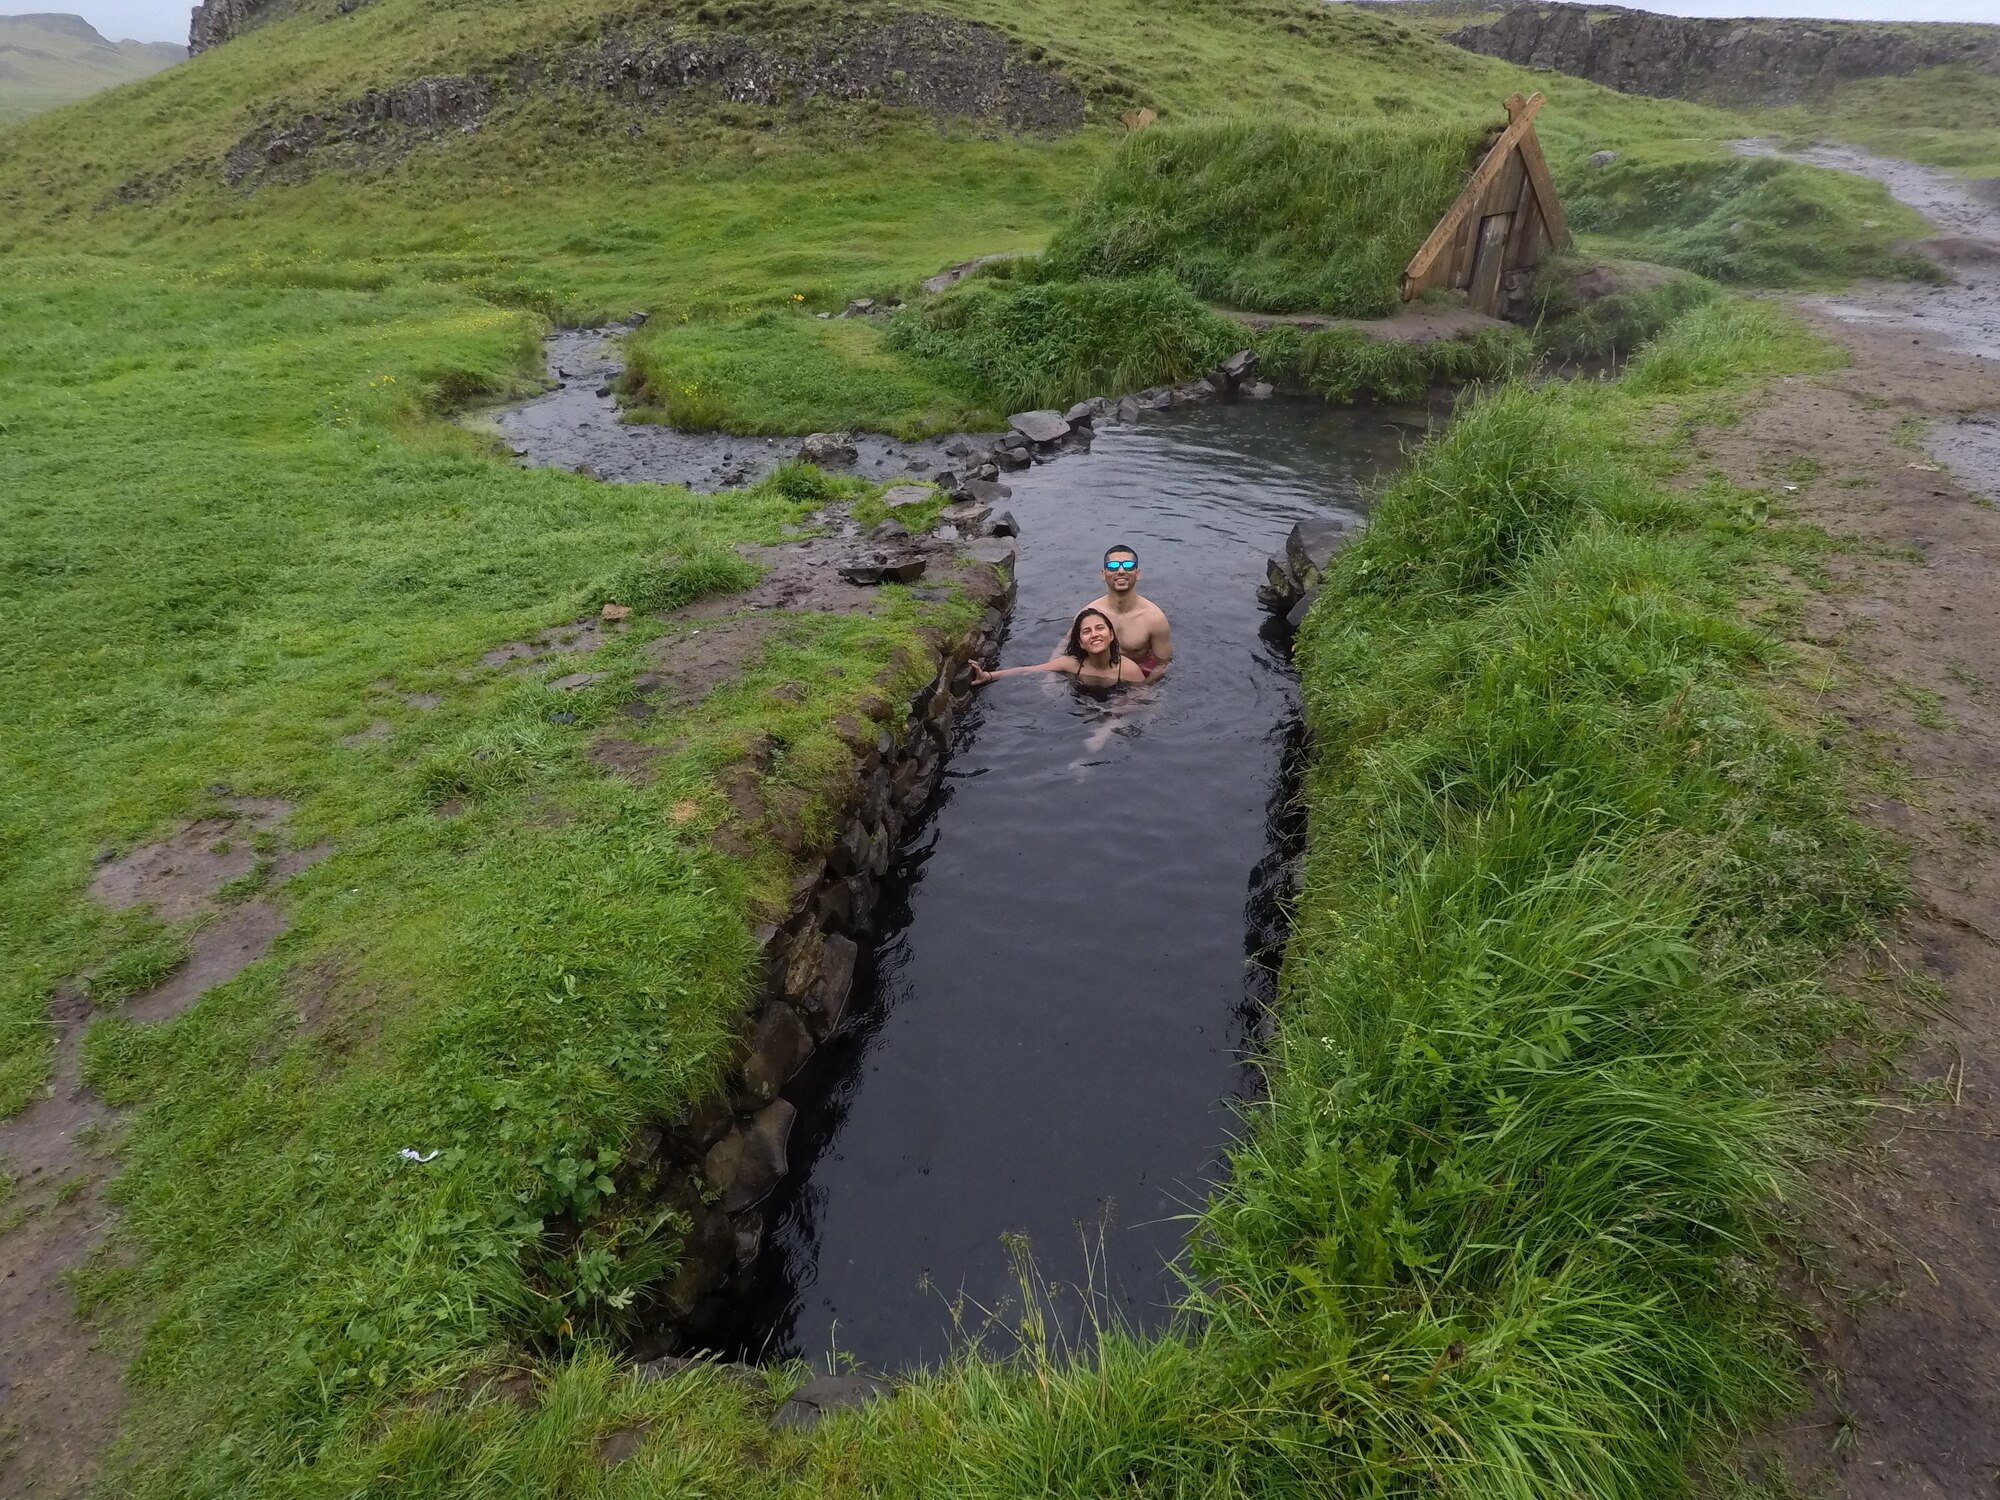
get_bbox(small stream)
[490,338,1421,1369]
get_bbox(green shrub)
[887,271,1243,410]
[1561,147,1941,287]
[1043,118,1485,316]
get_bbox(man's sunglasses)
[1104,559,1138,572]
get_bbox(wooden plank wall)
[1400,93,1571,315]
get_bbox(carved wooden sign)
[1401,93,1571,315]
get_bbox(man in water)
[1071,543,1172,678]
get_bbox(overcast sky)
[6,0,1996,48]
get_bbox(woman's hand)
[969,663,997,686]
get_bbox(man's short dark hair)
[1103,544,1138,566]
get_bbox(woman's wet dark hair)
[1063,607,1122,666]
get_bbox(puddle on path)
[1735,139,2000,504]
[682,398,1421,1369]
[1735,139,2000,366]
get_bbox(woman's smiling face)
[1077,613,1113,656]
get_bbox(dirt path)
[1712,143,2000,1497]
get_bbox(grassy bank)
[1561,143,1939,285]
[218,295,1904,1499]
[613,117,1939,435]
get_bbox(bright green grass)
[624,310,998,437]
[1042,118,1485,316]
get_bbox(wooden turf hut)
[1401,93,1570,316]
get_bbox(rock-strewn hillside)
[1450,2,2000,104]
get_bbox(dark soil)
[1701,144,2000,1498]
[88,794,291,921]
[123,902,291,1024]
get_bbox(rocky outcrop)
[554,13,1085,132]
[205,12,1081,191]
[223,74,491,186]
[1450,3,2000,104]
[189,0,291,54]
[1258,516,1358,629]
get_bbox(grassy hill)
[0,1,1934,1495]
[0,12,182,124]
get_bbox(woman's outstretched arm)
[969,657,1079,686]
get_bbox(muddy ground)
[1717,145,2000,1497]
[0,794,322,1499]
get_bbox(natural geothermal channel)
[493,334,1417,1369]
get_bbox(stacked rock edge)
[625,541,1019,1352]
[1258,516,1356,629]
[1450,2,2000,105]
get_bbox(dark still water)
[711,397,1416,1370]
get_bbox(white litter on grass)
[398,1148,441,1164]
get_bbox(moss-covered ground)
[0,0,1956,1492]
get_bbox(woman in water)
[969,607,1151,690]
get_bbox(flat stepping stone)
[839,557,926,586]
[940,501,992,529]
[880,484,934,510]
[1008,408,1070,444]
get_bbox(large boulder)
[738,1003,815,1105]
[798,431,858,466]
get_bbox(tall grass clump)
[1042,119,1485,316]
[886,270,1241,411]
[1172,326,1899,1495]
